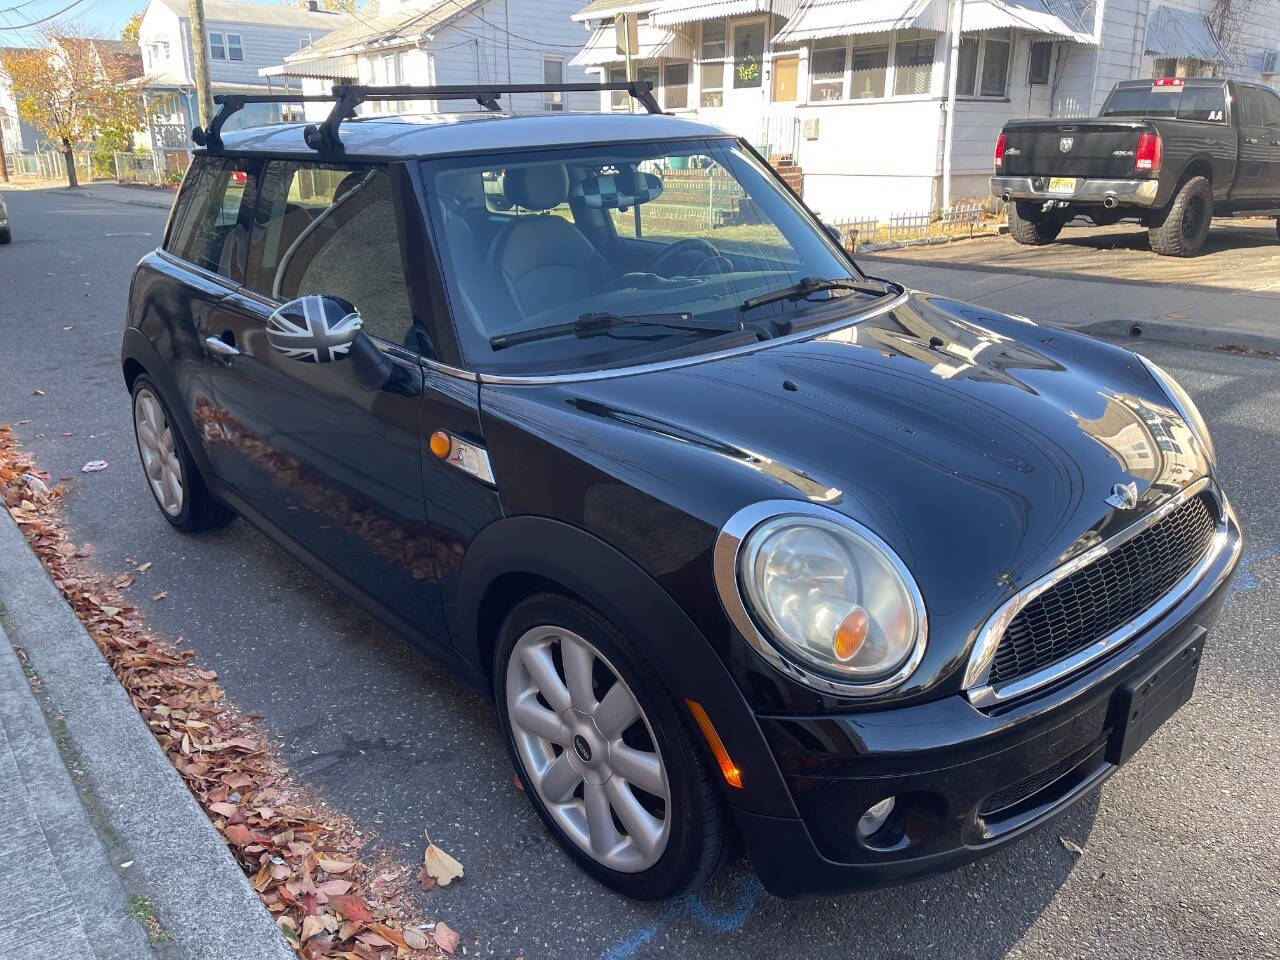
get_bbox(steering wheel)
[643,238,722,278]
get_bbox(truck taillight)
[1135,132,1162,173]
[994,131,1006,171]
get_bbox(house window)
[700,21,726,106]
[771,54,799,101]
[298,34,316,50]
[543,56,564,110]
[809,39,846,101]
[609,65,628,110]
[1028,41,1052,84]
[956,36,978,96]
[1152,58,1177,78]
[979,32,1009,96]
[733,22,764,88]
[893,31,935,96]
[850,42,888,98]
[664,61,689,109]
[227,33,243,61]
[638,64,659,104]
[208,31,226,61]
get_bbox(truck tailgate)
[1003,120,1149,178]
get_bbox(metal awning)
[650,0,798,28]
[961,0,1094,43]
[1144,5,1231,64]
[259,54,359,80]
[773,0,946,42]
[570,23,695,65]
[774,0,1093,43]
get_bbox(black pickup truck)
[991,77,1280,256]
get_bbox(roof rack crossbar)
[191,81,662,155]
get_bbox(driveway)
[871,217,1280,293]
[1,185,1278,960]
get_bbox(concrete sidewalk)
[0,511,294,960]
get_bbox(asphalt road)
[1,184,1277,960]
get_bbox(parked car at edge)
[0,191,10,245]
[993,77,1280,256]
[122,89,1241,900]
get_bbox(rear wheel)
[495,594,729,899]
[0,227,11,245]
[1148,176,1212,257]
[1007,201,1065,246]
[131,376,233,532]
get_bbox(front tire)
[1148,176,1212,257]
[1007,201,1065,246]
[495,594,729,899]
[130,375,233,532]
[0,227,11,245]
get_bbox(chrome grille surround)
[963,477,1234,708]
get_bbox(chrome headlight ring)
[1138,354,1216,464]
[713,500,928,697]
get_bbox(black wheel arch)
[455,514,799,819]
[120,327,216,482]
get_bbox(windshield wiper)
[489,312,743,352]
[741,276,895,313]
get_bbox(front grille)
[989,494,1218,688]
[978,737,1106,817]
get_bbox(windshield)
[1100,83,1227,122]
[419,138,881,375]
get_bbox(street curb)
[0,629,158,959]
[0,510,295,960]
[64,185,177,210]
[1079,316,1280,357]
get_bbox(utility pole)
[0,125,9,184]
[188,0,214,129]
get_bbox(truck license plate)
[1048,177,1078,194]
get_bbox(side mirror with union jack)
[265,295,363,364]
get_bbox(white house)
[569,0,1280,218]
[130,0,354,154]
[263,0,598,116]
[0,45,40,157]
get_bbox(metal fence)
[6,147,92,182]
[114,151,161,185]
[825,201,1004,250]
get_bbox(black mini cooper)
[122,83,1241,900]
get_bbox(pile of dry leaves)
[0,423,463,959]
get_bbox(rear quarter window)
[165,157,254,279]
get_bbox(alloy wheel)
[506,625,671,872]
[133,387,184,517]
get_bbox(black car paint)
[999,78,1280,212]
[122,143,1237,898]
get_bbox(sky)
[0,0,304,46]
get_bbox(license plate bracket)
[1107,628,1205,766]
[1048,177,1078,194]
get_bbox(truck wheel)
[1007,201,1065,246]
[1148,176,1212,257]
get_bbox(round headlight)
[737,514,925,685]
[1139,355,1215,463]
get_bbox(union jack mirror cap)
[266,295,363,364]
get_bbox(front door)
[199,158,450,646]
[725,19,767,119]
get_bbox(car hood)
[481,292,1212,701]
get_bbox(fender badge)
[1105,481,1140,510]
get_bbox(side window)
[165,157,253,280]
[245,162,416,348]
[1239,87,1265,126]
[1262,89,1280,127]
[1176,85,1226,122]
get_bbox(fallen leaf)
[81,459,108,473]
[316,857,354,875]
[300,915,327,941]
[224,824,255,846]
[423,834,464,887]
[403,928,429,950]
[208,801,239,818]
[151,591,167,601]
[1060,836,1085,856]
[330,894,373,924]
[317,879,351,896]
[32,389,44,396]
[432,921,460,955]
[136,561,153,573]
[416,866,435,893]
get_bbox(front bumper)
[991,175,1160,207]
[733,511,1241,898]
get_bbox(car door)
[199,158,451,646]
[1258,86,1280,203]
[1234,85,1272,200]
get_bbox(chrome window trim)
[423,288,909,386]
[962,476,1233,708]
[712,499,929,697]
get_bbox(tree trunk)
[62,139,78,188]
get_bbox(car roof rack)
[192,81,663,155]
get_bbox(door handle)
[204,334,240,357]
[1245,136,1260,144]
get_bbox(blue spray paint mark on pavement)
[604,872,770,960]
[1227,542,1280,602]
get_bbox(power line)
[441,0,588,49]
[0,0,97,31]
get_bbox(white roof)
[649,0,797,28]
[153,0,353,30]
[570,22,695,66]
[774,0,1092,42]
[961,0,1094,41]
